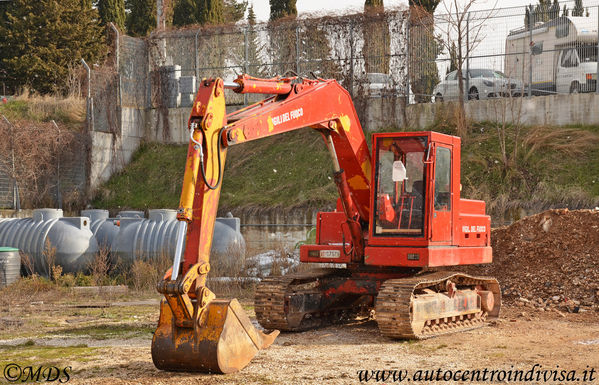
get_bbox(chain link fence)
[414,0,599,103]
[95,9,409,123]
[88,1,599,136]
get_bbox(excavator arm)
[152,74,372,374]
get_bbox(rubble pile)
[460,209,599,312]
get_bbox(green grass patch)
[93,129,338,211]
[459,123,599,221]
[0,341,99,368]
[48,323,155,340]
[91,122,599,222]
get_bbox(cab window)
[434,147,451,211]
[561,49,578,68]
[373,136,427,237]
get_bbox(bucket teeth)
[152,298,279,374]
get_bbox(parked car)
[433,68,524,102]
[365,73,406,97]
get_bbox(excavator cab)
[373,135,428,237]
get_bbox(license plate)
[320,250,340,259]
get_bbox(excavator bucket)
[152,297,279,374]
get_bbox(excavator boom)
[152,74,376,373]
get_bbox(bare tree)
[435,0,497,136]
[0,116,84,208]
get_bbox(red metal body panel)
[314,211,348,244]
[363,246,492,267]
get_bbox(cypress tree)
[572,0,584,16]
[267,0,297,76]
[408,0,441,102]
[224,0,247,23]
[0,0,105,94]
[365,0,383,7]
[198,0,224,25]
[447,42,458,74]
[246,4,266,76]
[248,2,256,25]
[173,0,244,26]
[269,0,297,21]
[126,0,156,36]
[172,0,198,26]
[549,0,560,19]
[364,0,390,74]
[98,0,126,31]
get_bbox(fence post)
[466,12,470,99]
[2,115,19,212]
[528,9,533,98]
[81,59,92,132]
[406,13,410,104]
[349,19,355,97]
[195,28,201,92]
[596,6,599,94]
[295,23,300,75]
[244,27,249,105]
[51,120,62,210]
[109,23,120,70]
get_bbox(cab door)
[431,146,452,242]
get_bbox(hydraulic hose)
[198,126,226,190]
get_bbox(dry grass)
[0,276,65,307]
[42,239,57,279]
[89,246,111,286]
[522,127,599,160]
[129,253,172,292]
[13,91,86,125]
[20,253,35,276]
[210,243,247,278]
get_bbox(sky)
[249,0,527,22]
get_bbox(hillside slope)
[92,129,338,212]
[92,124,599,222]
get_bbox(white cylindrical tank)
[111,209,246,264]
[0,247,20,287]
[81,209,120,250]
[112,209,178,263]
[0,209,98,274]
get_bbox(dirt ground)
[0,293,598,385]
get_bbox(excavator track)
[376,271,501,339]
[255,268,374,331]
[254,276,295,330]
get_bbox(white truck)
[505,16,598,94]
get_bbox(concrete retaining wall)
[406,93,599,129]
[89,107,145,191]
[234,209,318,253]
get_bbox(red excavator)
[151,74,501,374]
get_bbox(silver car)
[433,69,523,102]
